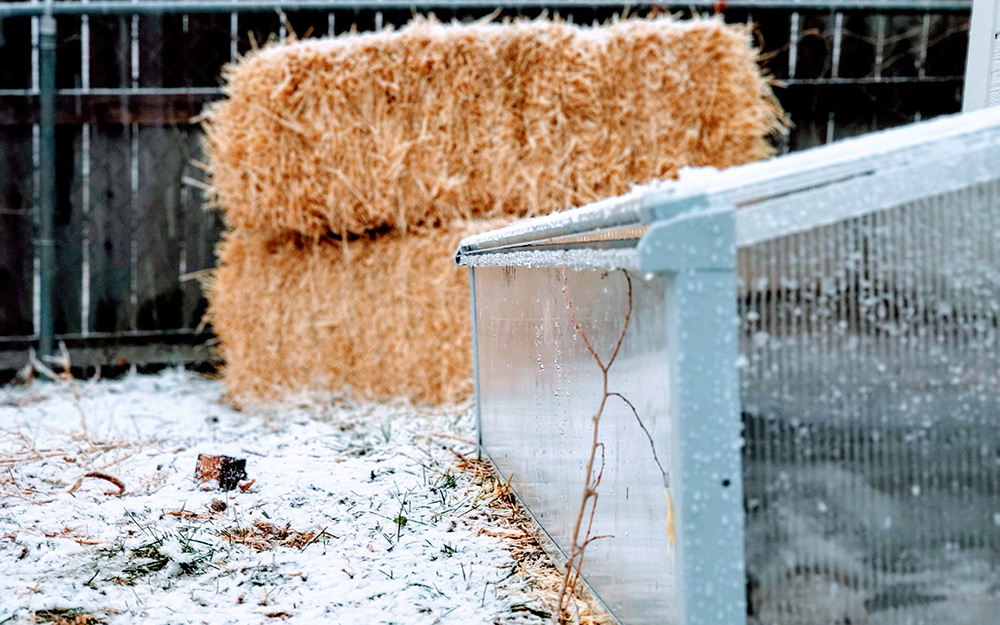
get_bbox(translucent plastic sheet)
[474,265,677,625]
[738,180,1000,625]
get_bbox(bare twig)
[30,343,90,441]
[554,269,678,621]
[28,349,60,382]
[68,471,126,496]
[607,392,667,489]
[554,269,633,622]
[57,342,89,441]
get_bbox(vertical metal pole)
[964,0,1000,111]
[638,205,744,625]
[467,267,484,459]
[37,5,56,357]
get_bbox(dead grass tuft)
[456,457,612,625]
[220,520,320,552]
[32,608,107,625]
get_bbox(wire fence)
[0,0,971,370]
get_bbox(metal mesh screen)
[738,179,1000,624]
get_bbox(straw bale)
[207,221,502,405]
[204,17,785,238]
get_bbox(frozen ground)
[0,369,573,625]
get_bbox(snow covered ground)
[0,369,579,625]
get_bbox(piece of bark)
[195,454,248,491]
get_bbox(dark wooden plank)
[181,127,224,330]
[796,12,834,80]
[136,125,189,331]
[88,124,134,333]
[0,16,32,90]
[0,330,215,371]
[139,13,230,89]
[839,13,879,79]
[89,15,131,89]
[923,13,969,77]
[774,84,830,151]
[53,124,83,334]
[0,93,222,127]
[137,12,166,90]
[754,9,794,80]
[882,13,926,78]
[55,15,82,90]
[133,14,183,332]
[234,12,281,56]
[0,125,34,338]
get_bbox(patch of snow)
[0,370,552,624]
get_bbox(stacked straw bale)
[208,221,501,404]
[204,16,784,239]
[204,16,785,405]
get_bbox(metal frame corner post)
[638,205,745,625]
[963,0,1000,111]
[37,5,57,358]
[467,267,484,460]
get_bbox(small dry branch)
[554,269,633,621]
[68,472,126,496]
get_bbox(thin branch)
[608,392,668,489]
[554,269,633,623]
[561,267,604,370]
[603,273,633,372]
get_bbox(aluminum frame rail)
[964,0,1000,109]
[456,105,1000,625]
[456,106,1000,263]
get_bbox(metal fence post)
[637,205,745,625]
[37,4,57,358]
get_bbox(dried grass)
[457,456,612,625]
[32,609,107,625]
[220,520,318,552]
[207,221,504,405]
[203,16,785,238]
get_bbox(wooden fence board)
[140,13,230,89]
[0,16,32,90]
[136,125,187,330]
[796,12,835,80]
[883,13,926,78]
[89,15,132,90]
[88,124,134,333]
[0,125,34,338]
[181,128,223,330]
[923,13,969,77]
[840,14,880,80]
[53,125,83,334]
[55,15,82,90]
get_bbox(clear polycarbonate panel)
[738,179,1000,625]
[473,265,677,625]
